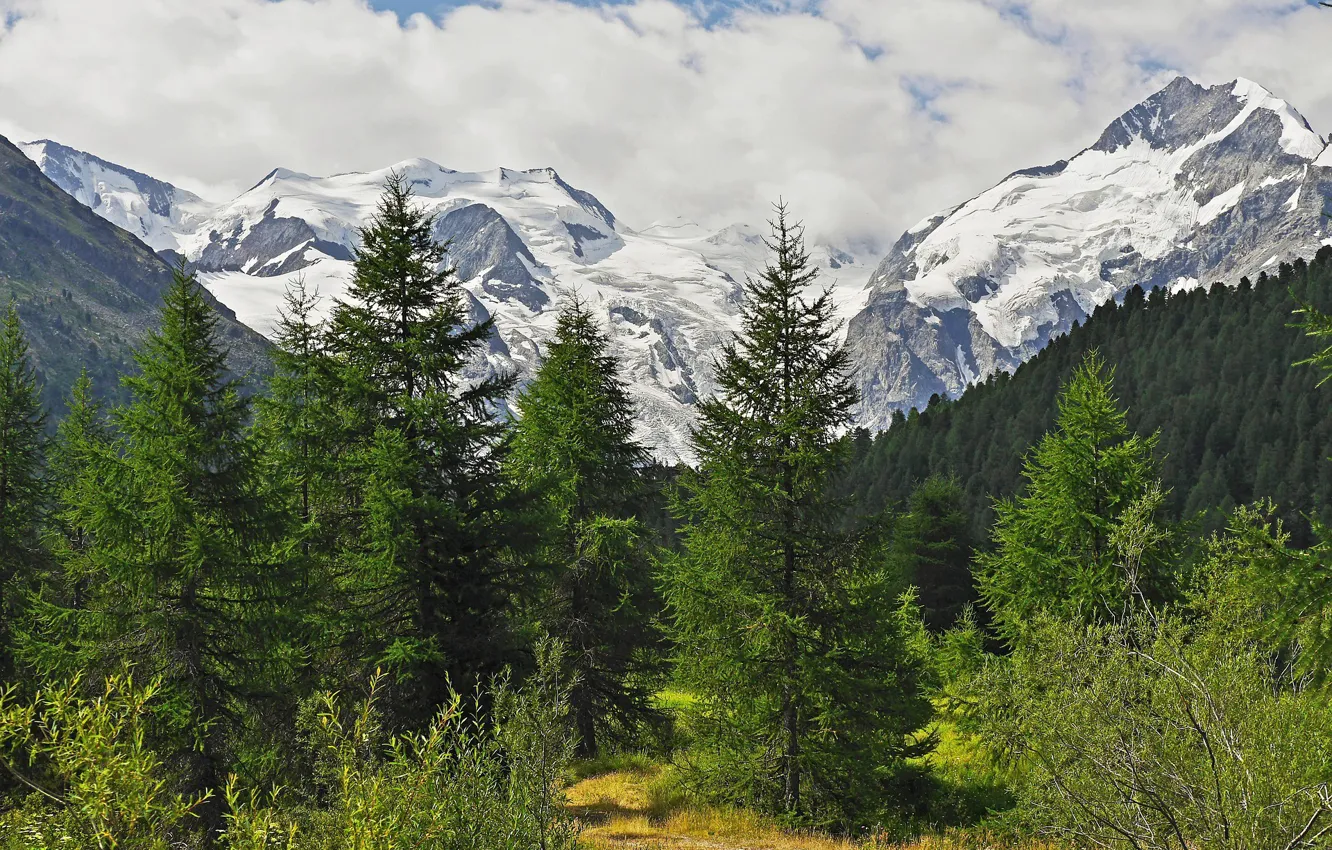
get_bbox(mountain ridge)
[844,75,1332,427]
[0,134,270,414]
[19,74,1332,448]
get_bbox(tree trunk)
[575,687,598,760]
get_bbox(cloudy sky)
[0,0,1328,253]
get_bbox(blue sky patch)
[370,0,788,27]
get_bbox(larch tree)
[507,296,663,758]
[663,203,931,826]
[60,263,293,831]
[977,352,1174,644]
[0,301,46,680]
[322,171,525,725]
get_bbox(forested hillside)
[0,134,269,412]
[845,246,1332,543]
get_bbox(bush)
[974,614,1332,849]
[0,642,581,850]
[224,637,581,850]
[0,670,208,850]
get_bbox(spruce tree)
[63,263,291,828]
[0,301,46,679]
[507,297,662,758]
[323,172,521,723]
[977,352,1172,643]
[663,204,931,825]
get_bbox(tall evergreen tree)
[18,370,105,683]
[663,204,931,825]
[254,280,343,657]
[61,263,291,830]
[0,301,46,680]
[507,297,662,758]
[977,352,1172,643]
[322,172,522,723]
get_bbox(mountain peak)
[849,74,1331,429]
[1090,75,1322,160]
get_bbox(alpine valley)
[18,75,1332,451]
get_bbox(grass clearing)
[566,763,1050,850]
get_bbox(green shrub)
[0,670,208,849]
[975,615,1332,849]
[224,637,581,850]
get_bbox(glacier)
[21,75,1332,450]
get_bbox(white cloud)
[0,0,1327,254]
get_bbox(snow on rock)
[847,76,1332,429]
[1198,182,1246,226]
[1316,143,1332,169]
[26,74,1330,447]
[25,144,870,460]
[18,139,214,252]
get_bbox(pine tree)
[507,297,662,758]
[322,172,522,723]
[63,263,292,828]
[0,301,46,679]
[663,204,931,825]
[254,280,344,655]
[977,352,1171,643]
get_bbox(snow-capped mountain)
[19,143,871,460]
[22,75,1332,446]
[19,140,215,253]
[845,76,1332,428]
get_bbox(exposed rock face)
[196,198,355,277]
[435,203,549,311]
[846,76,1332,428]
[24,75,1331,451]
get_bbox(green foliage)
[320,172,523,721]
[1197,502,1332,681]
[17,369,106,684]
[40,262,293,828]
[222,639,579,850]
[0,649,580,850]
[974,614,1332,849]
[507,297,663,758]
[891,476,977,632]
[0,670,208,850]
[0,300,47,678]
[977,354,1175,643]
[846,247,1332,544]
[663,203,932,827]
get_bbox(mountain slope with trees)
[845,246,1332,544]
[0,134,269,413]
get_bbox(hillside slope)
[0,135,269,413]
[845,246,1332,544]
[846,77,1332,426]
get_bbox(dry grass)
[566,766,1052,850]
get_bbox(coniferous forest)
[3,176,1332,850]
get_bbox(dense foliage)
[846,246,1332,544]
[3,170,1332,848]
[508,298,664,758]
[663,205,931,826]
